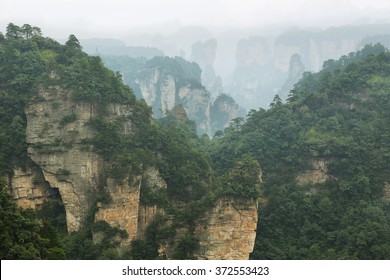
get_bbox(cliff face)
[134,65,243,137]
[195,198,258,260]
[7,86,259,259]
[8,163,57,210]
[135,68,176,119]
[134,67,212,135]
[211,94,246,134]
[230,36,286,109]
[296,159,330,186]
[177,85,211,135]
[24,86,134,232]
[102,55,242,137]
[94,166,167,245]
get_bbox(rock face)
[8,163,56,210]
[279,53,305,100]
[211,94,246,134]
[102,55,243,137]
[8,85,259,259]
[134,66,212,135]
[296,160,330,186]
[133,61,243,137]
[135,68,176,119]
[24,87,133,231]
[177,85,211,135]
[195,198,259,260]
[95,176,142,243]
[95,166,167,245]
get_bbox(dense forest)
[209,43,390,259]
[1,24,390,259]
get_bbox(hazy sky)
[1,0,390,38]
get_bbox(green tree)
[65,34,82,50]
[0,178,41,259]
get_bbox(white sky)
[1,0,390,38]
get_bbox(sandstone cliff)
[133,64,212,135]
[23,86,137,231]
[194,198,259,260]
[211,94,246,134]
[7,85,259,259]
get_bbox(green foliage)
[156,119,211,202]
[0,24,216,260]
[218,154,261,199]
[207,44,390,259]
[59,113,77,127]
[130,214,175,260]
[0,179,40,259]
[130,239,152,260]
[65,35,82,50]
[173,233,200,260]
[145,56,203,89]
[63,220,129,260]
[0,178,66,259]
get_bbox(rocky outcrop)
[211,94,246,134]
[95,176,141,244]
[279,53,305,100]
[135,68,176,118]
[134,67,212,135]
[230,36,286,109]
[177,85,211,135]
[104,55,242,137]
[24,86,133,231]
[8,163,56,210]
[296,159,330,186]
[95,166,167,245]
[195,198,259,260]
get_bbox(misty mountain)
[81,38,164,58]
[80,24,390,111]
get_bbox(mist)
[2,0,390,109]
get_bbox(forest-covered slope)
[208,43,390,259]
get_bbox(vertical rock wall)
[195,198,259,260]
[24,87,133,232]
